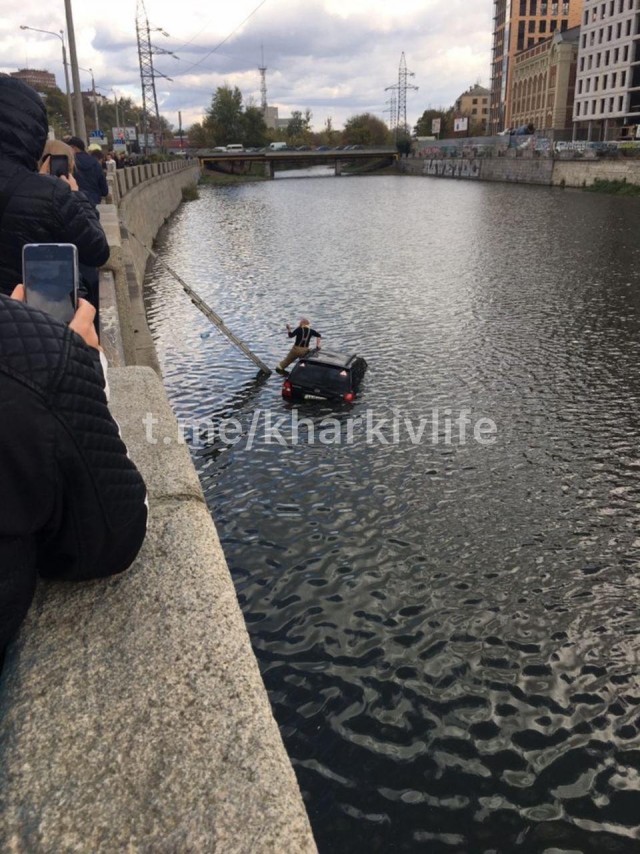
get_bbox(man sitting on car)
[276,317,322,374]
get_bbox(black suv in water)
[282,349,368,403]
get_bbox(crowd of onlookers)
[0,73,147,659]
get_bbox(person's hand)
[69,298,100,350]
[10,284,25,301]
[38,157,78,190]
[286,323,291,331]
[60,173,79,191]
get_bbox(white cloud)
[1,0,493,132]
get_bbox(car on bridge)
[282,349,368,403]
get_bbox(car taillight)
[343,391,355,402]
[282,380,293,398]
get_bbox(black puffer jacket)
[0,295,147,651]
[0,76,110,296]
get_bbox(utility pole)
[19,26,76,136]
[60,31,75,136]
[80,66,99,130]
[63,0,87,143]
[112,89,120,128]
[396,52,418,141]
[136,0,177,154]
[178,110,183,149]
[384,84,398,137]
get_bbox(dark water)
[145,174,640,853]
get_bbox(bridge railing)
[106,158,198,205]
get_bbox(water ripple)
[146,176,640,853]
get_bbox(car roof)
[299,348,359,369]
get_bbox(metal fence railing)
[414,131,640,161]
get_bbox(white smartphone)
[22,243,78,324]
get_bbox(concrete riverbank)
[398,150,640,188]
[0,160,317,852]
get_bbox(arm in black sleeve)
[40,328,147,581]
[52,182,110,268]
[0,373,58,649]
[287,326,298,339]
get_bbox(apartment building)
[454,84,491,132]
[573,0,640,137]
[510,27,580,130]
[10,68,56,91]
[490,0,584,134]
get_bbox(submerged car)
[282,349,368,403]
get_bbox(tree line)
[188,85,395,149]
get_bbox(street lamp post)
[79,66,99,132]
[19,25,75,136]
[112,88,121,129]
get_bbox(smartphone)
[22,243,78,324]
[48,154,69,178]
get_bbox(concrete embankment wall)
[0,162,317,853]
[398,154,640,188]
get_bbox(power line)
[136,0,178,151]
[174,0,269,77]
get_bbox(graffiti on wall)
[423,160,481,179]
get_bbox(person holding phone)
[0,75,109,298]
[0,283,147,654]
[39,139,76,179]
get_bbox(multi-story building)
[573,0,640,138]
[510,27,580,130]
[454,84,491,132]
[10,68,56,91]
[489,0,584,134]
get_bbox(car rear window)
[292,362,350,390]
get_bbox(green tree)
[342,113,390,146]
[242,106,268,147]
[414,108,454,139]
[322,116,337,146]
[43,87,72,138]
[188,122,211,148]
[286,109,312,145]
[205,85,244,145]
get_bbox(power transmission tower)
[383,89,397,133]
[384,84,398,136]
[396,52,418,140]
[259,44,267,113]
[135,0,177,153]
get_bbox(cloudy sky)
[1,0,492,132]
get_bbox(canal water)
[145,174,640,853]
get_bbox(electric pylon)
[396,52,418,139]
[135,0,177,152]
[384,89,397,133]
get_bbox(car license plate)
[304,393,326,400]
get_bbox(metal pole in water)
[121,224,272,376]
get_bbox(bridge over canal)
[195,147,398,178]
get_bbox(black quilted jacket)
[0,295,147,650]
[0,76,110,296]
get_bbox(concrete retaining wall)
[0,165,317,852]
[399,154,640,188]
[103,162,200,371]
[551,157,640,187]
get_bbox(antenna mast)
[259,44,267,113]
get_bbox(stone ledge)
[0,366,316,854]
